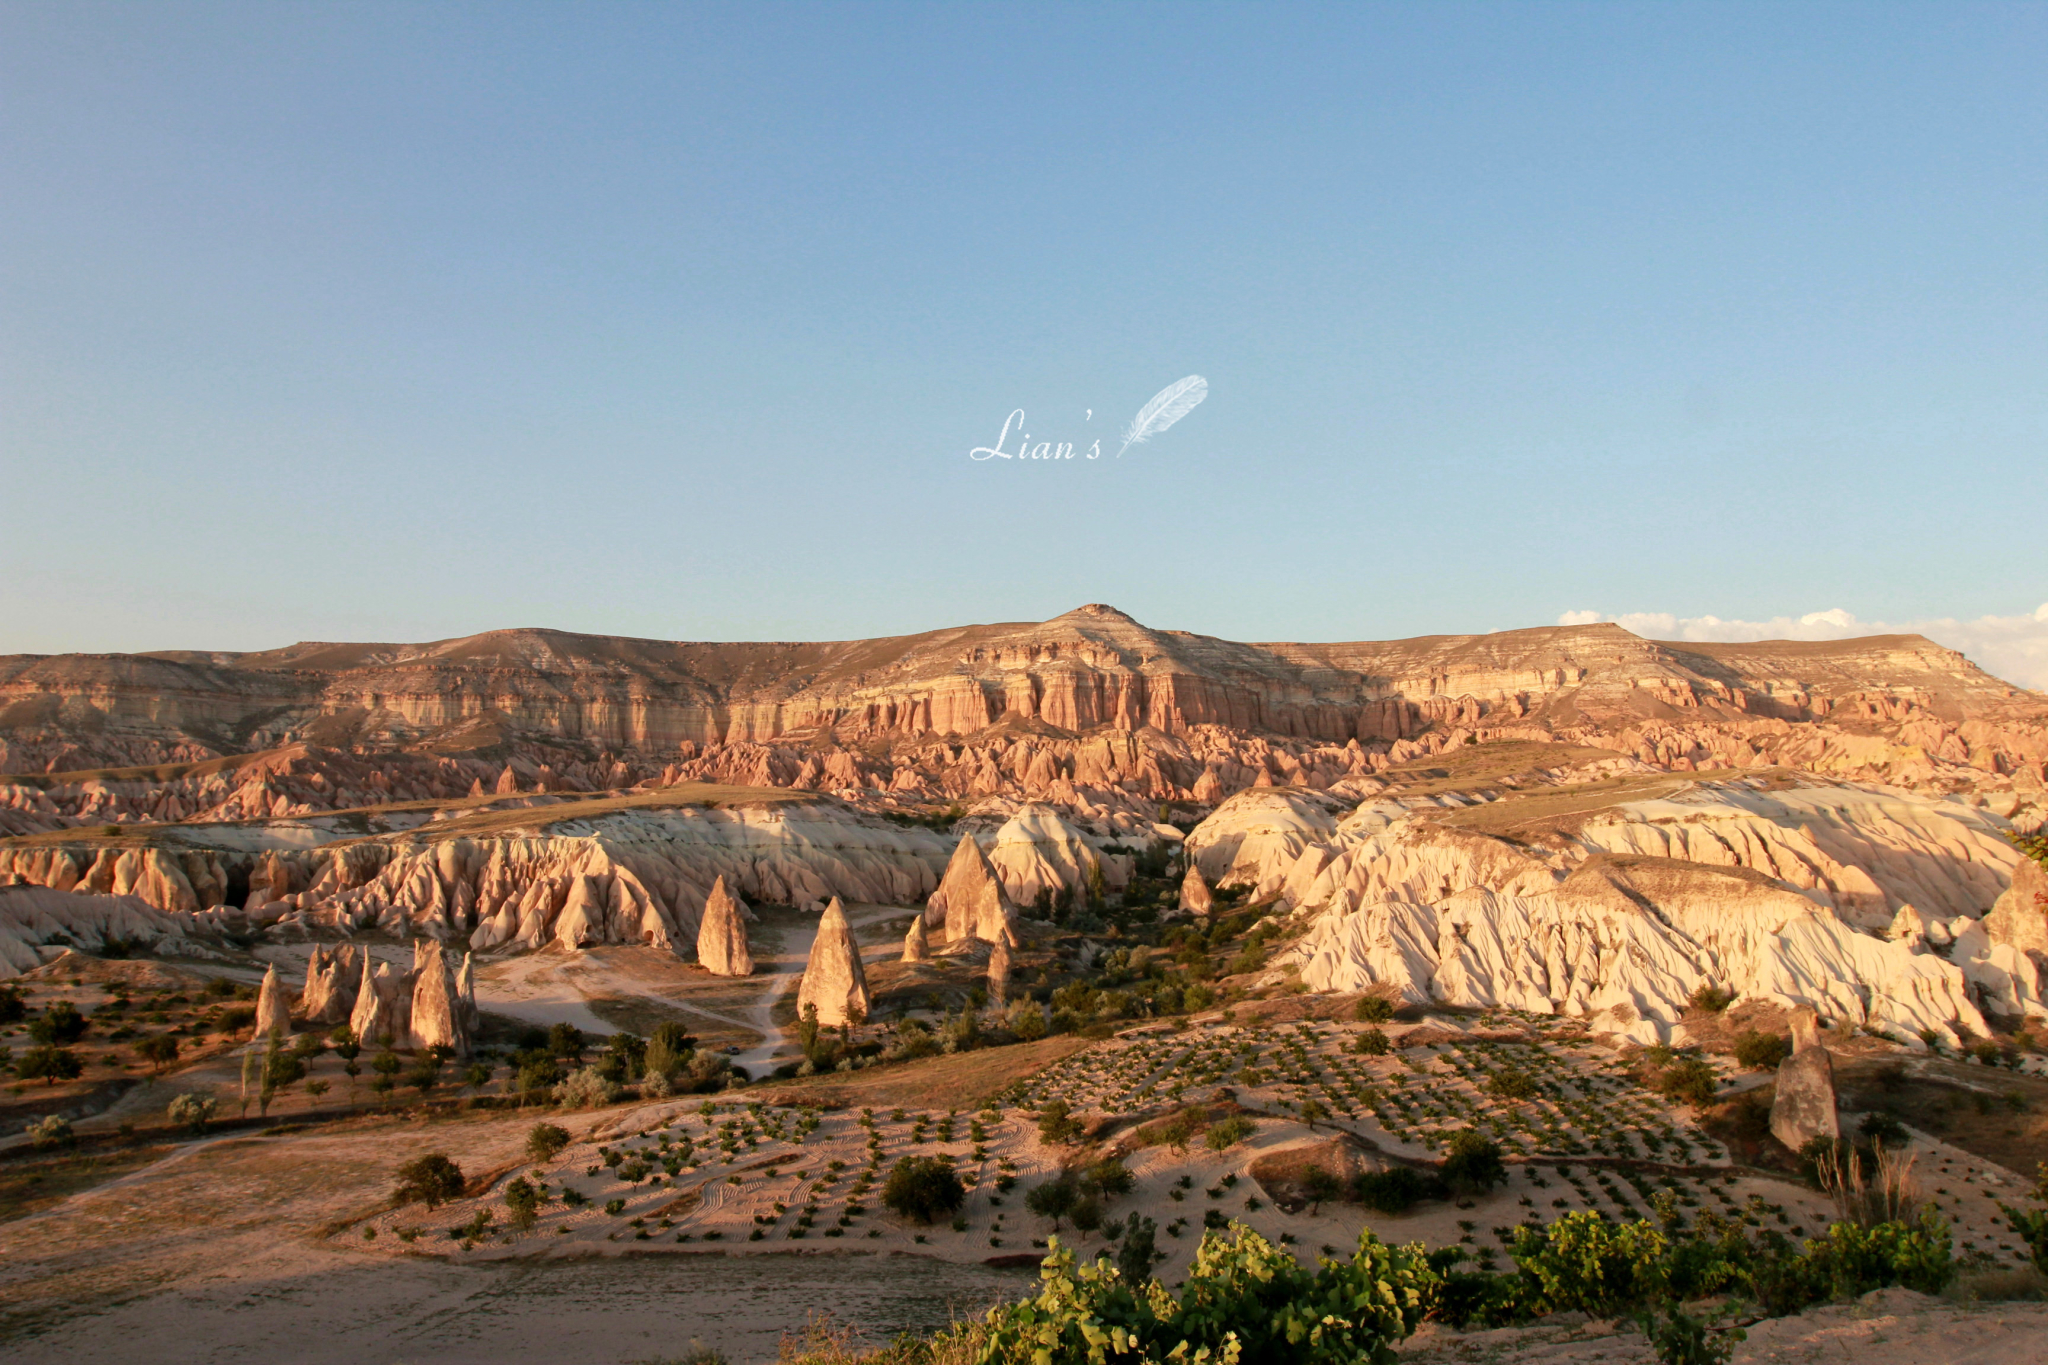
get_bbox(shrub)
[1035,1099,1084,1145]
[1487,1068,1539,1102]
[525,1122,572,1163]
[882,1156,965,1225]
[978,1224,1438,1365]
[1355,1027,1390,1057]
[1302,1165,1342,1214]
[1353,995,1395,1024]
[1354,1166,1436,1214]
[1116,1213,1163,1284]
[28,1001,88,1045]
[26,1114,74,1149]
[1689,984,1737,1014]
[1007,998,1049,1041]
[1025,1173,1080,1229]
[554,1067,618,1110]
[393,1154,466,1209]
[1511,1211,1671,1316]
[135,1034,181,1074]
[1655,1057,1721,1109]
[17,1044,83,1086]
[168,1092,219,1133]
[1205,1115,1256,1151]
[1440,1129,1507,1198]
[1733,1030,1790,1071]
[505,1175,543,1231]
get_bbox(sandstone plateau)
[1,604,2045,1050]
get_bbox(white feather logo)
[1116,375,1208,457]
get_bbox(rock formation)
[988,934,1012,1006]
[926,835,1015,944]
[408,940,469,1055]
[796,896,869,1027]
[254,964,292,1038]
[1179,864,1214,916]
[695,875,753,976]
[1770,1007,1840,1152]
[901,914,928,962]
[0,886,192,979]
[348,951,405,1045]
[299,943,358,1024]
[455,951,479,1034]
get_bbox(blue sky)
[3,2,2045,681]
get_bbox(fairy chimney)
[927,834,1014,944]
[697,875,755,976]
[409,940,470,1055]
[1180,864,1215,916]
[1770,1006,1840,1152]
[254,964,292,1038]
[796,896,869,1027]
[988,935,1013,1007]
[901,914,929,963]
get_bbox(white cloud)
[1554,603,2048,692]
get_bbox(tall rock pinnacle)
[797,896,869,1027]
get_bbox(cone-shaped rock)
[254,964,292,1038]
[409,940,470,1055]
[988,935,1012,1006]
[697,875,754,976]
[927,834,1014,944]
[1180,864,1215,916]
[348,949,388,1043]
[300,943,357,1025]
[797,896,869,1027]
[456,951,479,1032]
[1770,1006,1839,1151]
[901,914,929,963]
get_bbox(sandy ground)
[1397,1287,2048,1364]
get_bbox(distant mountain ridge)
[2,604,2035,765]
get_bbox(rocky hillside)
[3,605,2045,831]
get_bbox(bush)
[136,1034,181,1074]
[1205,1115,1256,1151]
[26,1114,74,1149]
[1734,1030,1790,1071]
[1116,1213,1163,1284]
[1655,1057,1721,1109]
[393,1154,466,1209]
[882,1156,965,1225]
[505,1176,543,1231]
[1440,1129,1507,1198]
[1355,1027,1390,1057]
[1689,984,1737,1013]
[17,1044,83,1086]
[28,1001,88,1045]
[1085,1158,1135,1199]
[1036,1099,1084,1145]
[1487,1068,1539,1102]
[1353,995,1395,1024]
[554,1066,618,1110]
[168,1092,219,1133]
[1007,998,1049,1041]
[978,1224,1437,1365]
[1511,1211,1671,1316]
[525,1122,571,1163]
[1354,1166,1437,1214]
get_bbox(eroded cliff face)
[4,606,2044,810]
[3,605,2045,1033]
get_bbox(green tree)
[1025,1173,1079,1231]
[1441,1129,1507,1198]
[28,1001,88,1045]
[136,1034,181,1074]
[1036,1099,1084,1145]
[1116,1213,1163,1284]
[525,1122,572,1163]
[392,1153,466,1209]
[881,1156,965,1224]
[547,1022,585,1060]
[1355,1027,1391,1056]
[505,1175,543,1231]
[167,1092,218,1134]
[1299,1098,1328,1131]
[1353,995,1395,1024]
[18,1044,83,1086]
[1301,1165,1343,1215]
